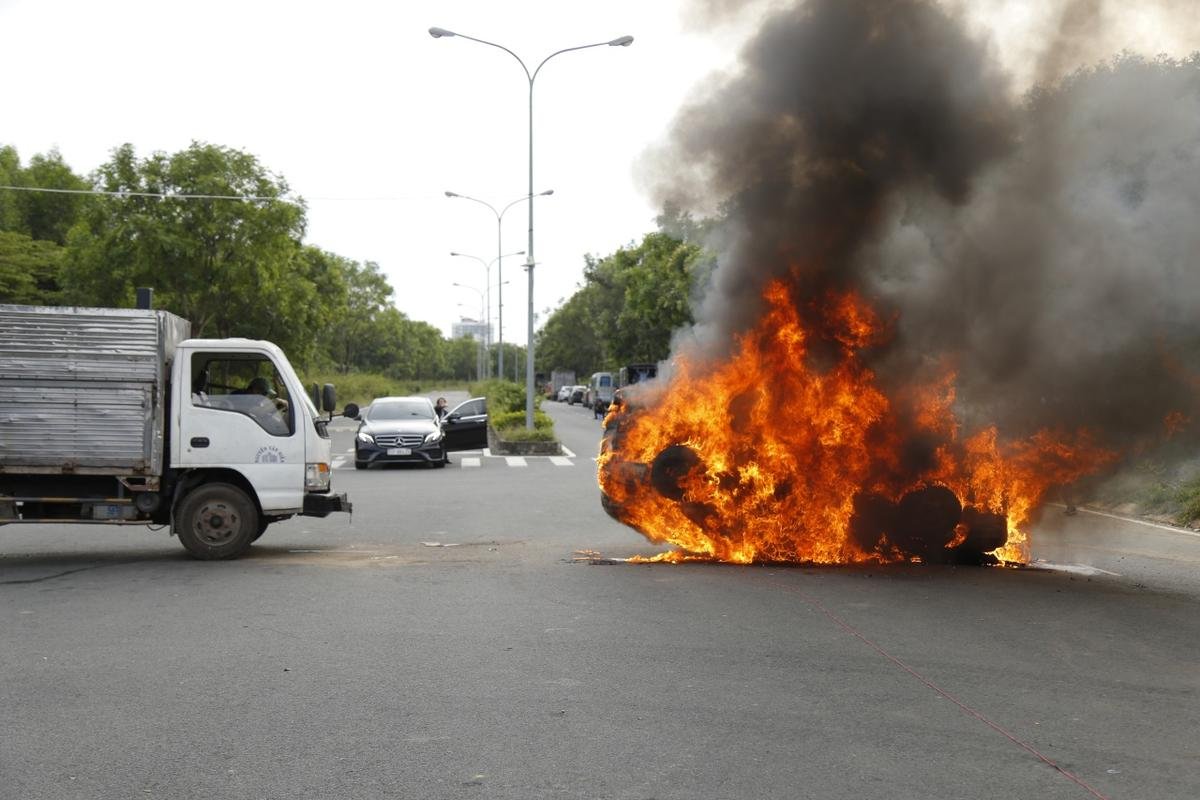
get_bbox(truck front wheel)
[175,483,258,560]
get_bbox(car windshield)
[368,400,432,421]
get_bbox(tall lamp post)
[431,27,634,428]
[453,282,487,380]
[449,246,527,379]
[445,190,551,381]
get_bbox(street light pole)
[446,190,550,380]
[450,248,524,379]
[453,282,486,380]
[431,27,633,427]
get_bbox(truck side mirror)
[342,402,360,420]
[322,383,337,413]
[310,383,321,409]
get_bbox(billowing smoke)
[650,0,1200,454]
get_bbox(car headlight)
[305,462,331,491]
[356,431,374,444]
[424,429,443,444]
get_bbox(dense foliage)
[535,225,714,377]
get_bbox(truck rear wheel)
[175,483,258,560]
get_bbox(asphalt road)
[1,397,1198,799]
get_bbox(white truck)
[0,304,352,559]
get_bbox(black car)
[353,396,446,469]
[441,396,488,451]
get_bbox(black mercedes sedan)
[352,396,447,469]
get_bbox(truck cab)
[176,340,344,516]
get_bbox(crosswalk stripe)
[505,456,528,467]
[550,456,572,467]
[461,457,481,468]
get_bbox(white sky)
[0,0,741,346]
[1,1,1193,346]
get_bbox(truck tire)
[175,483,258,560]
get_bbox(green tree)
[62,142,306,348]
[0,231,64,304]
[325,258,394,371]
[0,145,89,302]
[0,146,24,233]
[610,232,707,363]
[536,290,604,378]
[536,231,713,375]
[18,149,90,245]
[444,336,480,381]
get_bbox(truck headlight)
[356,431,374,444]
[424,429,443,444]
[305,462,331,491]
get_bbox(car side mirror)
[444,413,459,424]
[342,403,360,420]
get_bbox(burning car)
[597,283,1111,566]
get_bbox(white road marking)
[550,456,572,467]
[561,446,577,458]
[1031,561,1123,577]
[1051,503,1200,538]
[332,457,346,469]
[461,457,481,468]
[505,457,528,468]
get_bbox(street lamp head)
[450,252,461,256]
[444,190,458,198]
[429,27,457,39]
[608,35,634,47]
[539,190,554,197]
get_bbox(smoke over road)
[648,0,1200,453]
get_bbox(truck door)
[176,351,305,512]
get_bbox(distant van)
[586,372,614,411]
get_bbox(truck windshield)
[273,353,319,420]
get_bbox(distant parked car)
[442,396,488,451]
[353,396,446,469]
[556,385,573,402]
[568,385,586,405]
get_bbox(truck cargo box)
[0,305,191,476]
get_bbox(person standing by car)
[435,397,448,420]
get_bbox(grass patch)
[479,379,558,442]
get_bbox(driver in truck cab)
[237,376,289,433]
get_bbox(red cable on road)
[779,579,1112,800]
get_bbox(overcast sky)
[2,1,1194,347]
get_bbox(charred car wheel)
[176,483,258,560]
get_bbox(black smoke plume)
[649,0,1200,455]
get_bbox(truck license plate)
[387,447,411,456]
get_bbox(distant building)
[452,318,491,344]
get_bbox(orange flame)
[599,280,1116,565]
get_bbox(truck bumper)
[302,492,352,517]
